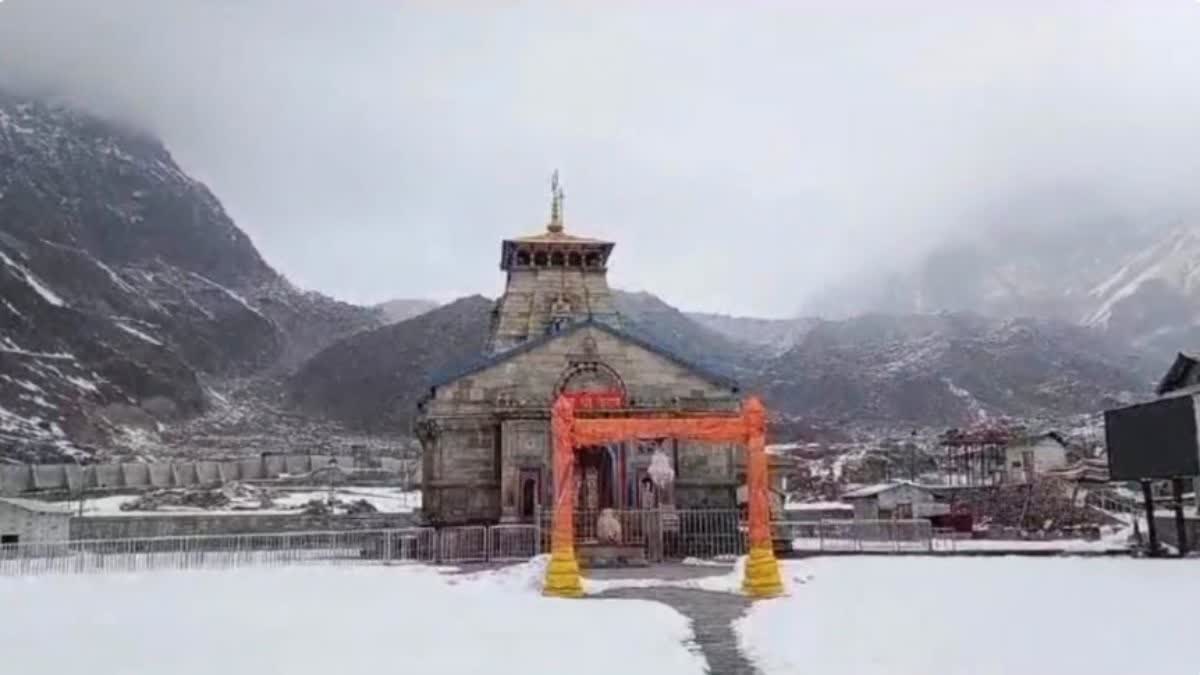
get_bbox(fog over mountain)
[3,1,1200,317]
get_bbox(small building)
[841,481,940,520]
[782,500,854,522]
[1004,433,1069,484]
[0,497,72,545]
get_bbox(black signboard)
[1105,395,1200,480]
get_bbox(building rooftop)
[841,480,929,499]
[506,230,611,246]
[427,317,740,393]
[0,497,73,514]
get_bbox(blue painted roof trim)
[427,318,740,393]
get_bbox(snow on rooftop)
[0,497,73,514]
[80,488,422,517]
[841,480,928,499]
[784,501,854,512]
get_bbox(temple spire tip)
[548,170,565,233]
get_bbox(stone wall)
[70,512,419,541]
[421,325,744,524]
[0,502,70,544]
[1,454,400,497]
[427,326,738,413]
[490,266,620,352]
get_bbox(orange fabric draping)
[561,390,625,410]
[547,394,780,598]
[743,397,770,548]
[571,417,748,446]
[551,395,772,551]
[550,396,577,553]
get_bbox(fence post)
[655,508,665,563]
[533,506,540,555]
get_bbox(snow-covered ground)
[80,487,421,516]
[738,557,1200,675]
[0,562,707,675]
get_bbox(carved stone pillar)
[500,421,518,522]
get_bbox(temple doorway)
[519,469,541,520]
[575,446,615,511]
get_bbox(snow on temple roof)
[427,318,739,393]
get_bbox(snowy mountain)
[759,313,1148,427]
[686,312,817,357]
[374,298,439,324]
[294,289,1153,434]
[0,93,379,461]
[803,214,1200,366]
[1084,222,1200,356]
[0,92,1166,458]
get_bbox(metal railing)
[775,518,934,554]
[0,524,546,577]
[489,524,541,562]
[438,525,489,563]
[537,508,748,562]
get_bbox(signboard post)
[1104,395,1200,557]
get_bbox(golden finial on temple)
[548,170,565,233]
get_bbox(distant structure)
[0,497,71,545]
[416,174,742,525]
[940,427,1069,486]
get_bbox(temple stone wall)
[428,326,735,414]
[491,268,619,352]
[420,217,742,525]
[421,325,742,524]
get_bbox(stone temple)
[416,174,742,525]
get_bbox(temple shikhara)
[416,173,745,525]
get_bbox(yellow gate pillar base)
[741,545,785,599]
[543,547,584,598]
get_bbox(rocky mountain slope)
[802,214,1200,367]
[288,296,493,432]
[760,313,1148,427]
[375,298,438,324]
[1083,222,1200,356]
[687,312,817,357]
[293,290,1152,434]
[0,93,1165,458]
[0,93,378,461]
[611,291,754,378]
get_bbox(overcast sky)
[2,1,1200,317]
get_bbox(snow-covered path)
[738,557,1200,675]
[0,564,707,675]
